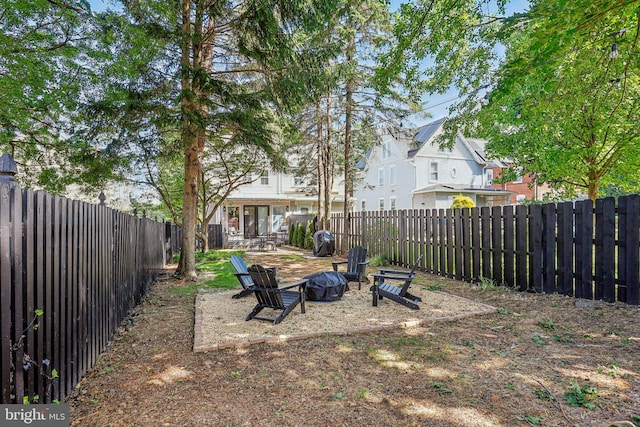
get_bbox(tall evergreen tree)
[293,0,415,249]
[90,0,338,278]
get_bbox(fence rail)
[332,196,640,306]
[1,172,166,404]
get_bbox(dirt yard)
[68,250,640,427]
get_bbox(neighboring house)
[487,162,551,204]
[212,170,345,238]
[355,118,528,211]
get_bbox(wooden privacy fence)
[332,196,640,306]
[0,159,166,404]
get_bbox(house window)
[378,168,385,187]
[486,169,494,185]
[390,196,396,210]
[378,198,385,211]
[260,170,269,185]
[389,165,396,186]
[381,139,392,159]
[294,176,304,187]
[430,162,438,181]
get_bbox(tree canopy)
[0,0,114,193]
[378,0,640,200]
[86,0,340,277]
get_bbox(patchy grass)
[169,259,240,295]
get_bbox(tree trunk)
[176,0,200,279]
[317,100,325,229]
[323,95,334,231]
[179,132,204,279]
[587,171,599,201]
[342,20,355,254]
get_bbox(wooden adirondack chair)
[230,254,257,299]
[246,264,307,324]
[371,255,424,310]
[332,245,369,289]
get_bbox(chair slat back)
[399,255,424,296]
[346,246,367,273]
[230,254,253,288]
[248,264,284,308]
[408,255,424,276]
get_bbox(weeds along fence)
[0,162,167,404]
[331,196,640,306]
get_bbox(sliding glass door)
[243,205,269,237]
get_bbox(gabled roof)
[408,117,446,158]
[464,137,510,168]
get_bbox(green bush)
[304,219,315,250]
[294,223,306,248]
[369,253,390,267]
[291,223,299,247]
[288,223,295,244]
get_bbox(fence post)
[0,153,18,403]
[0,153,18,184]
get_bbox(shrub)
[451,195,475,209]
[369,253,390,267]
[294,223,306,248]
[288,222,295,244]
[304,219,315,250]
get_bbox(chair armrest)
[332,261,347,271]
[372,273,415,281]
[378,268,412,275]
[355,262,368,274]
[279,279,308,291]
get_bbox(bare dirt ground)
[68,249,640,427]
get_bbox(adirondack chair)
[229,254,257,299]
[246,264,307,324]
[371,255,424,310]
[332,245,369,289]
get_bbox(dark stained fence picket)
[0,175,166,405]
[332,196,640,306]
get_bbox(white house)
[354,118,513,211]
[214,170,345,238]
